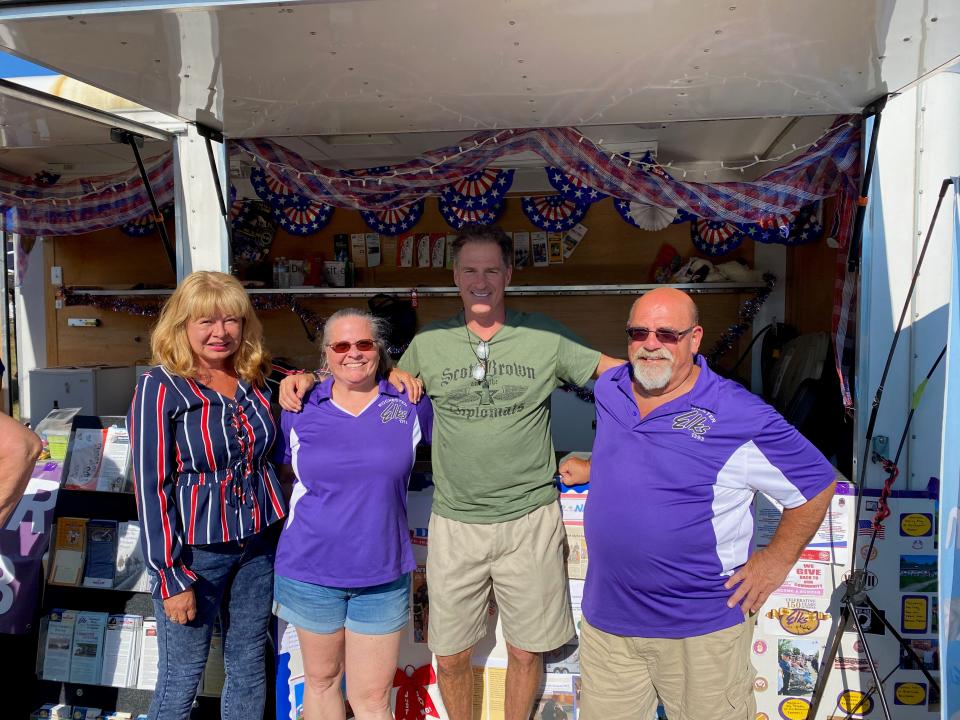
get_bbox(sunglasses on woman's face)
[327,339,377,353]
[625,326,695,344]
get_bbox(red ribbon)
[393,664,439,720]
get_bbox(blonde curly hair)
[150,271,271,386]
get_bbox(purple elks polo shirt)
[273,377,432,588]
[583,356,835,638]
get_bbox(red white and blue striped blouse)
[128,367,287,600]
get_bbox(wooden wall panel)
[50,198,756,369]
[50,222,174,367]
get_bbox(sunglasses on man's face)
[327,339,377,353]
[625,326,695,344]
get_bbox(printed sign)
[900,595,929,634]
[773,562,826,597]
[836,690,873,716]
[894,682,927,706]
[764,607,831,637]
[777,697,811,720]
[900,513,933,537]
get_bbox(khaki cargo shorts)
[426,501,575,656]
[578,616,757,720]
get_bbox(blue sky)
[0,50,57,78]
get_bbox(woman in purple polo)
[272,307,431,720]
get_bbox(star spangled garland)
[740,203,823,245]
[546,166,606,204]
[251,167,311,209]
[438,195,505,229]
[441,168,514,210]
[521,195,589,232]
[272,201,335,236]
[689,218,745,256]
[119,203,175,237]
[359,199,425,236]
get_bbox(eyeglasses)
[327,339,377,353]
[625,326,695,344]
[472,340,489,383]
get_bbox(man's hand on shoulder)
[724,547,794,613]
[278,373,317,413]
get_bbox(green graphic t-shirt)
[399,310,600,523]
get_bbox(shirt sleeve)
[538,315,601,387]
[397,337,421,377]
[748,403,837,508]
[415,395,434,445]
[272,410,294,465]
[128,372,197,600]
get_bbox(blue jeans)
[149,525,278,720]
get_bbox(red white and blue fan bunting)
[251,167,310,209]
[359,199,425,235]
[546,167,606,204]
[690,218,745,256]
[120,204,174,237]
[613,199,678,231]
[521,195,588,232]
[438,195,505,230]
[738,203,822,245]
[441,169,514,210]
[272,201,334,236]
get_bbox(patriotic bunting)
[271,201,334,236]
[359,199,425,235]
[546,166,606,204]
[441,168,513,210]
[251,167,311,209]
[439,195,505,229]
[521,195,589,232]
[234,117,859,240]
[690,218,745,256]
[613,199,678,231]
[119,203,174,238]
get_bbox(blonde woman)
[129,271,286,720]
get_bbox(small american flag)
[858,520,885,538]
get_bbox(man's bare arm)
[593,353,624,378]
[725,481,836,613]
[0,413,42,526]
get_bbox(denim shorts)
[273,573,410,635]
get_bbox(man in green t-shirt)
[281,225,618,720]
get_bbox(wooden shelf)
[69,282,766,298]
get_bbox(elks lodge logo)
[379,399,410,424]
[671,407,715,440]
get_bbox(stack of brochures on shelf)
[47,519,150,593]
[38,610,224,696]
[62,423,132,493]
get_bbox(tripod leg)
[846,598,893,720]
[862,594,941,693]
[809,603,850,719]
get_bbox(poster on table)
[752,481,941,720]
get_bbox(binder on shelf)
[82,519,118,589]
[48,519,87,586]
[68,611,108,685]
